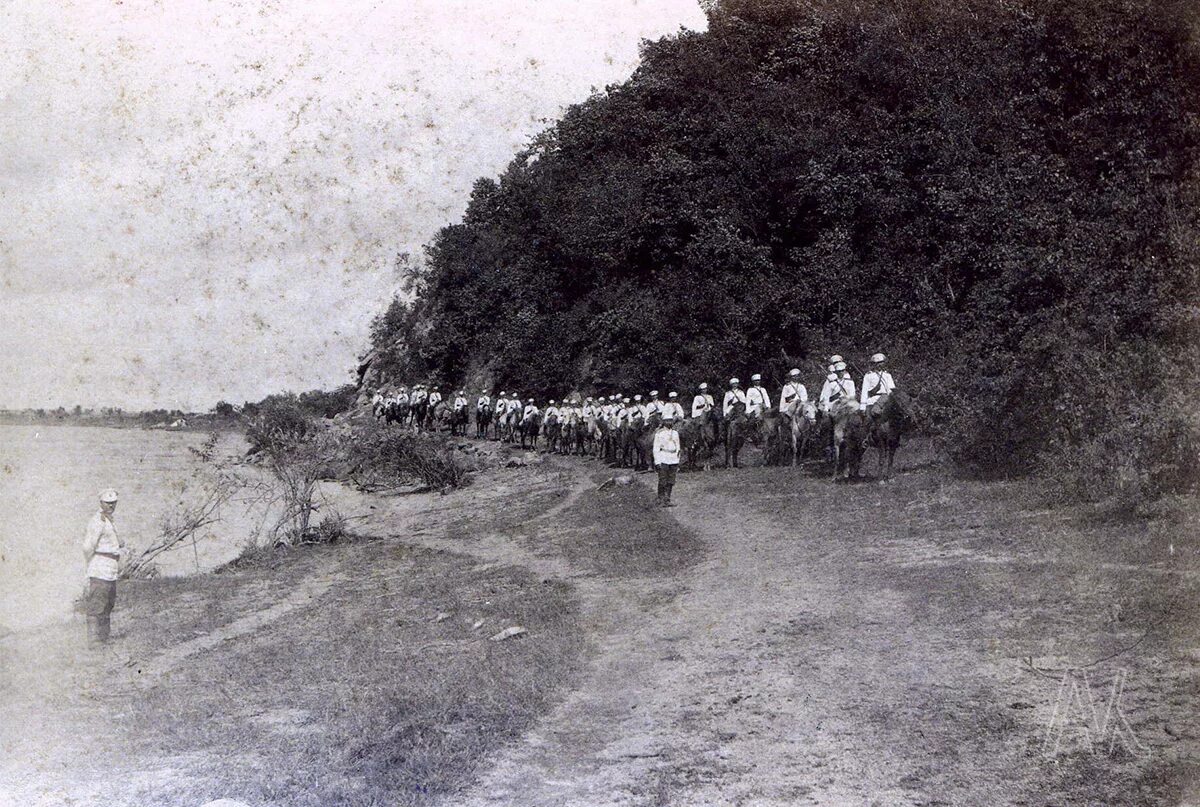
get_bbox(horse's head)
[801,401,817,423]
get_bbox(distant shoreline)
[0,414,242,434]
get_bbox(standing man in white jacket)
[82,489,125,646]
[653,413,681,507]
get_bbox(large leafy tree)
[369,0,1200,497]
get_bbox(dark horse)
[723,402,756,468]
[831,400,869,481]
[519,412,542,450]
[475,403,493,439]
[448,405,469,437]
[677,409,721,469]
[867,391,915,478]
[410,399,428,431]
[384,399,409,427]
[542,413,562,453]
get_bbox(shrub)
[349,423,471,492]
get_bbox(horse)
[448,405,469,437]
[757,409,791,466]
[677,409,721,469]
[475,404,493,439]
[542,413,561,453]
[723,403,754,468]
[867,390,915,478]
[602,414,622,463]
[620,415,653,469]
[410,399,428,430]
[830,399,869,481]
[500,407,520,443]
[780,400,819,466]
[632,417,659,471]
[519,412,542,450]
[384,399,409,428]
[574,416,597,457]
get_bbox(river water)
[0,424,274,631]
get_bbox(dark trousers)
[656,463,678,503]
[86,578,117,644]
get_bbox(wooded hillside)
[366,0,1200,500]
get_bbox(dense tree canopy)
[367,0,1200,498]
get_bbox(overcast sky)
[0,0,706,411]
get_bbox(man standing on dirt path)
[653,414,681,506]
[82,488,125,646]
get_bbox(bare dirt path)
[443,455,1199,806]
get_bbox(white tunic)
[691,393,714,418]
[82,511,123,582]
[652,428,681,465]
[819,377,857,412]
[661,401,685,421]
[860,371,896,406]
[780,382,808,410]
[722,389,748,416]
[745,386,771,415]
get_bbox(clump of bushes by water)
[348,421,472,493]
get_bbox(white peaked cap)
[668,391,678,398]
[99,488,119,503]
[834,361,847,372]
[750,373,762,381]
[650,390,659,396]
[789,368,801,376]
[699,382,708,389]
[635,394,643,400]
[829,354,844,363]
[729,377,740,384]
[871,353,887,364]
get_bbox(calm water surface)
[0,424,274,631]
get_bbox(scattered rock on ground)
[433,612,451,623]
[489,626,527,642]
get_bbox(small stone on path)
[489,626,527,642]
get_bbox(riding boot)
[86,617,102,647]
[97,615,111,643]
